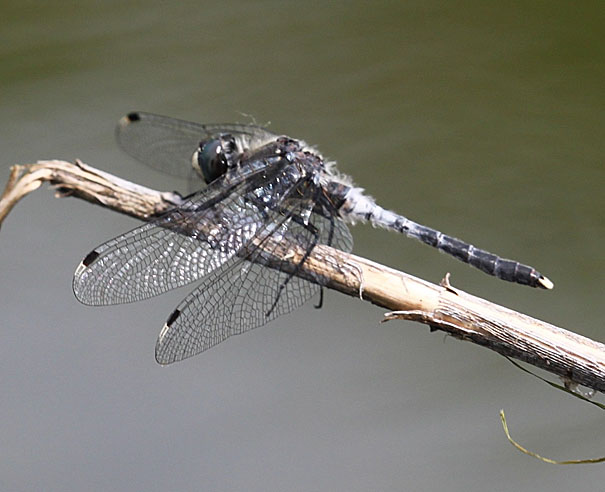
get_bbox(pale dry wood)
[2,160,604,392]
[0,160,182,226]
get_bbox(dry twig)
[2,159,604,392]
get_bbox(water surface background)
[2,1,604,490]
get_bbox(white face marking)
[191,148,203,179]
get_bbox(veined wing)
[73,158,296,306]
[155,204,353,364]
[115,111,278,179]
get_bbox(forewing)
[115,112,278,178]
[155,208,353,364]
[73,164,283,306]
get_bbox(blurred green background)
[2,1,604,490]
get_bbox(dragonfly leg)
[265,218,321,316]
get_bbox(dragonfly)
[73,112,553,364]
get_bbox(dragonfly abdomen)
[340,188,553,289]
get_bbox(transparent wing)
[73,162,290,306]
[155,210,353,364]
[115,111,278,178]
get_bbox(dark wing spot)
[126,112,141,122]
[166,309,181,327]
[82,250,100,267]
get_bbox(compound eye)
[194,139,228,184]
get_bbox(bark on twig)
[2,160,604,392]
[0,160,182,226]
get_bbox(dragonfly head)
[192,134,237,184]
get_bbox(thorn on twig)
[440,272,459,295]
